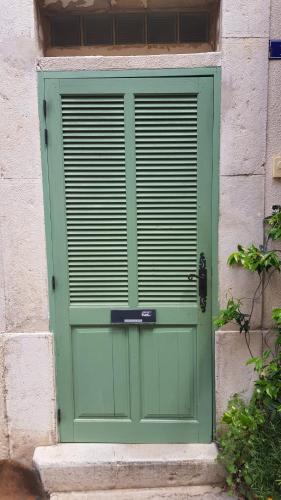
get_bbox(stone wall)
[215,0,270,417]
[0,0,280,464]
[0,0,56,463]
[264,0,281,326]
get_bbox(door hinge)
[43,99,47,119]
[44,128,48,146]
[51,275,56,291]
[57,408,61,424]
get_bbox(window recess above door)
[36,0,220,57]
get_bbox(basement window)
[51,15,81,47]
[115,14,146,44]
[47,11,210,48]
[180,13,209,43]
[84,15,113,46]
[38,0,220,56]
[147,12,177,44]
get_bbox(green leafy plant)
[216,207,281,499]
[272,307,281,326]
[218,396,265,498]
[265,205,281,241]
[214,297,250,338]
[228,244,281,274]
[218,315,281,499]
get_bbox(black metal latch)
[187,252,207,313]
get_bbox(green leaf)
[214,297,250,333]
[272,308,281,325]
[265,207,281,241]
[246,357,260,365]
[227,245,281,274]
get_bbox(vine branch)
[214,207,281,359]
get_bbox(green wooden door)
[44,74,215,443]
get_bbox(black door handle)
[187,253,207,313]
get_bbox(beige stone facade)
[0,0,280,464]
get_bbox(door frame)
[38,67,221,441]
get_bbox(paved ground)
[51,485,237,499]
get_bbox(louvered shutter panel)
[135,94,198,304]
[62,95,128,304]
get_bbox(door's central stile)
[124,93,138,308]
[124,93,142,425]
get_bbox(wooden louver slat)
[135,94,198,304]
[62,95,128,305]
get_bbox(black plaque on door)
[111,309,156,325]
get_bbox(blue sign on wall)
[269,40,281,59]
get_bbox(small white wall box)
[273,157,281,178]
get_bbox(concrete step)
[33,444,225,494]
[50,485,234,499]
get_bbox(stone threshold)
[51,485,233,499]
[33,443,225,494]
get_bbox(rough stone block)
[218,175,264,327]
[265,63,281,213]
[263,263,281,328]
[0,0,42,179]
[222,0,270,38]
[270,0,281,38]
[215,330,263,420]
[0,335,9,459]
[220,38,268,176]
[4,332,56,465]
[50,485,236,499]
[0,0,37,38]
[0,211,5,333]
[33,443,225,493]
[0,56,42,180]
[262,62,281,327]
[0,179,49,332]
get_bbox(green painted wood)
[45,79,75,441]
[73,327,130,418]
[62,93,129,305]
[69,304,198,325]
[135,93,198,305]
[211,68,221,437]
[40,67,220,80]
[196,77,214,442]
[140,327,195,419]
[73,417,200,443]
[124,93,138,308]
[41,71,218,443]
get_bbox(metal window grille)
[49,11,210,47]
[50,15,81,47]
